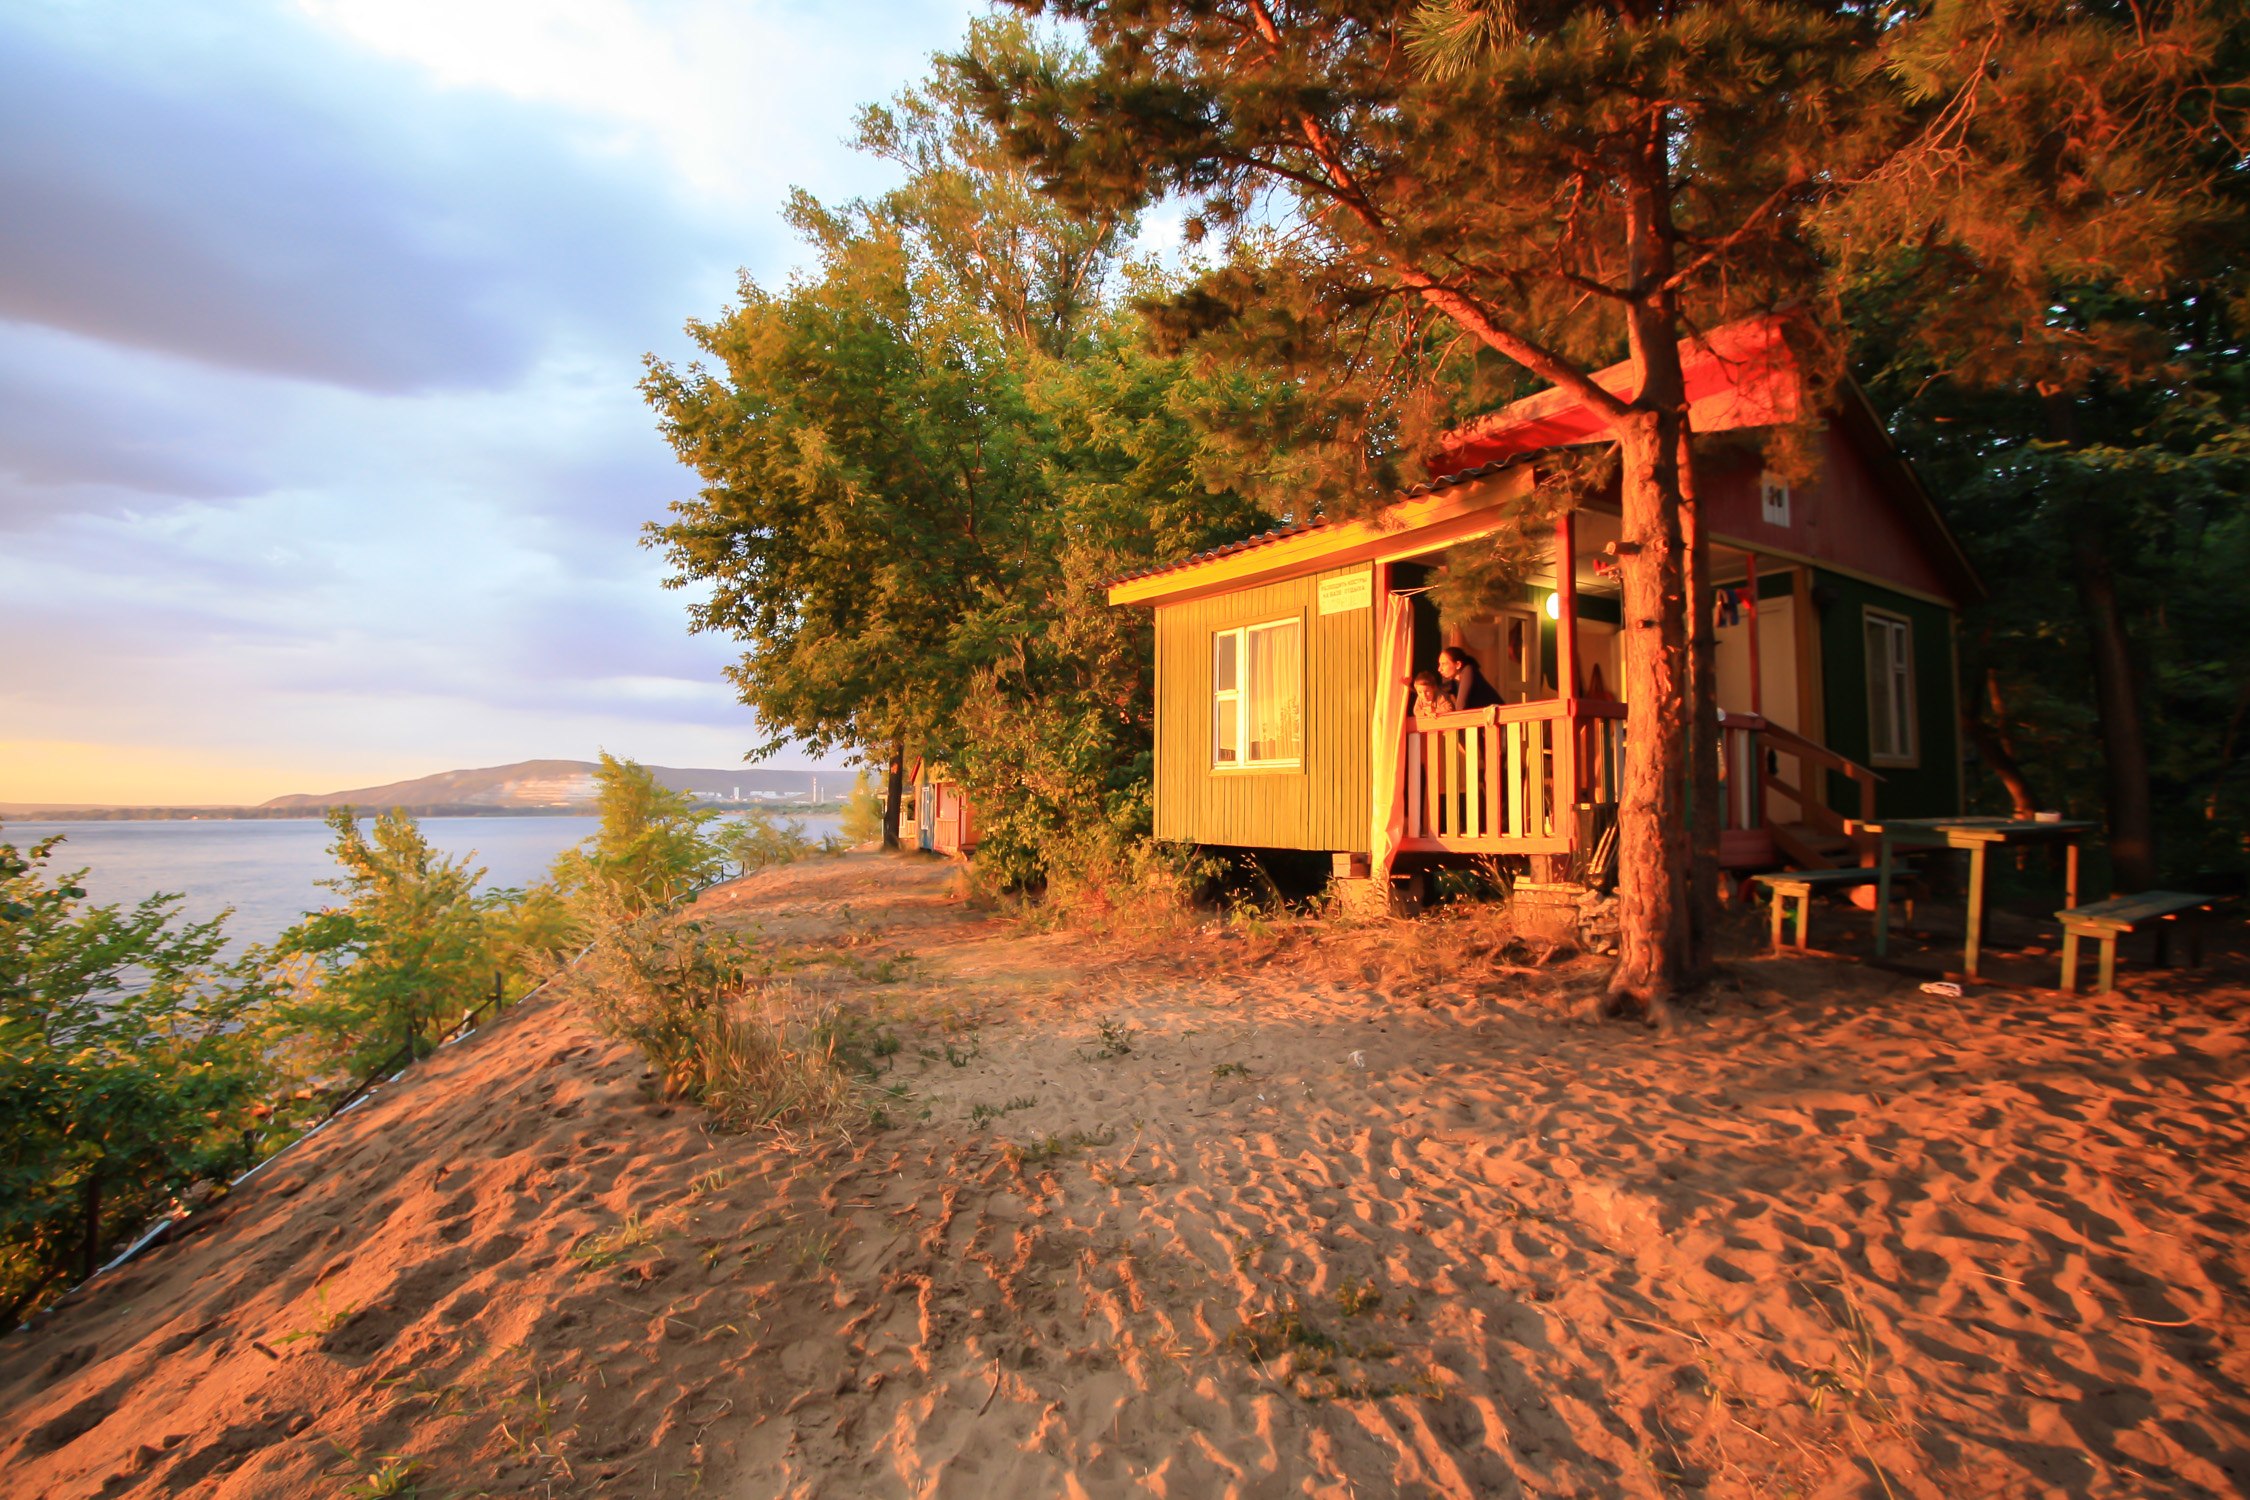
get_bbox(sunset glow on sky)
[0,0,978,805]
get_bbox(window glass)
[1213,632,1240,764]
[1246,620,1302,762]
[1864,612,1915,761]
[1212,620,1301,767]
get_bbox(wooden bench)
[1753,867,1910,951]
[2058,891,2226,994]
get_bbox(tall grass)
[560,917,854,1135]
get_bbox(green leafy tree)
[645,22,1142,851]
[273,808,497,1075]
[551,753,726,919]
[840,770,888,846]
[951,317,1281,887]
[964,0,2240,1000]
[0,832,279,1321]
[717,808,821,875]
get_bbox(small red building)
[911,761,977,855]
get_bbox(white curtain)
[1371,594,1413,876]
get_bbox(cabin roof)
[1108,316,1983,608]
[1104,459,1517,596]
[1428,315,1801,476]
[1106,461,1536,607]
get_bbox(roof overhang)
[1107,464,1537,608]
[1429,316,1801,475]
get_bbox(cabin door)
[1452,608,1542,700]
[1714,589,1803,821]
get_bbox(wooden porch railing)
[1718,709,1881,865]
[1400,701,1626,856]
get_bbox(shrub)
[551,753,726,919]
[562,917,853,1135]
[271,808,497,1076]
[0,832,281,1323]
[716,808,817,877]
[839,770,886,847]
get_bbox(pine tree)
[963,0,2241,999]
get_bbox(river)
[4,812,845,951]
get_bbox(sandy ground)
[3,852,2248,1498]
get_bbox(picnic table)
[1847,815,2100,979]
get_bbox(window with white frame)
[1760,470,1792,527]
[1863,608,1917,764]
[1213,618,1303,768]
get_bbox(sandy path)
[3,852,2246,1498]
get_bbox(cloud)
[0,3,747,392]
[0,0,973,802]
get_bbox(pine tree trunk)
[2073,534,2158,888]
[1678,432,1721,976]
[1965,663,2040,817]
[1609,411,1695,1006]
[881,741,906,852]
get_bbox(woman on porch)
[1438,646,1503,711]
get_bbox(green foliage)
[0,831,280,1322]
[1864,283,2250,882]
[551,753,725,919]
[272,808,498,1076]
[645,22,1292,888]
[839,771,887,847]
[479,880,582,989]
[559,918,854,1134]
[716,808,818,876]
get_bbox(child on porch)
[1411,672,1449,720]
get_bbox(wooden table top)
[1847,816,2100,846]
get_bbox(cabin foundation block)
[1511,881,1589,948]
[1330,873,1424,919]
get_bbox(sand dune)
[3,853,2246,1497]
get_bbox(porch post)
[1745,553,1762,718]
[1554,511,1581,824]
[1745,552,1763,830]
[1556,511,1581,702]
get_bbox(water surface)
[5,813,843,951]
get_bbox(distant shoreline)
[2,801,844,824]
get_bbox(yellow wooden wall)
[1152,564,1377,853]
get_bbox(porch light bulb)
[1544,592,1561,620]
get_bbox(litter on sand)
[1920,981,1965,998]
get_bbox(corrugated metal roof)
[1105,460,1514,589]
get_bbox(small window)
[1212,618,1303,768]
[1760,470,1792,527]
[1863,609,1917,764]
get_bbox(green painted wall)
[1812,568,1962,818]
[1152,565,1377,852]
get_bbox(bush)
[551,753,726,919]
[839,770,885,847]
[271,808,497,1077]
[0,832,282,1323]
[988,824,1222,939]
[561,916,853,1135]
[717,808,818,877]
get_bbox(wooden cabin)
[910,761,977,855]
[1107,319,1982,881]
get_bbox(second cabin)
[1107,319,1984,882]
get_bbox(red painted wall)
[1698,425,1953,601]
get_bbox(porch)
[1391,511,1884,873]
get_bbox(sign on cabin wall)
[1317,571,1372,615]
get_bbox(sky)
[0,0,983,805]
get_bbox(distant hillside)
[259,759,828,811]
